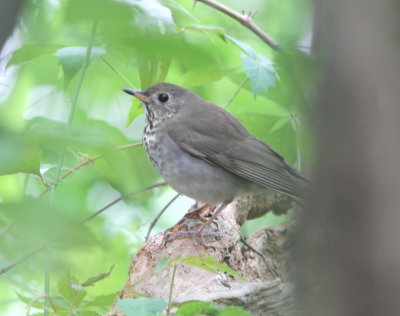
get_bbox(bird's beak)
[122,88,151,103]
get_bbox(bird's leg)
[195,199,232,236]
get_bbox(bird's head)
[123,82,196,119]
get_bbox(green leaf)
[117,298,167,316]
[81,265,115,287]
[181,67,236,86]
[16,292,44,309]
[183,24,225,37]
[162,0,199,22]
[225,35,277,97]
[231,98,290,117]
[225,35,259,59]
[219,306,251,316]
[7,44,64,67]
[269,117,291,133]
[131,1,174,90]
[133,0,175,34]
[241,53,277,98]
[138,53,171,90]
[181,254,247,281]
[55,46,106,88]
[126,98,144,127]
[57,274,87,308]
[85,293,117,307]
[156,255,169,275]
[156,254,183,275]
[65,0,132,22]
[175,301,251,316]
[175,301,218,316]
[0,128,41,176]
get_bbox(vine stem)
[166,263,178,315]
[52,19,99,190]
[101,56,136,87]
[68,20,99,128]
[44,20,99,316]
[224,77,248,109]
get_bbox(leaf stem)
[166,263,178,315]
[43,247,51,316]
[101,56,136,87]
[67,20,99,128]
[224,77,248,109]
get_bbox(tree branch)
[82,182,167,223]
[195,0,281,50]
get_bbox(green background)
[0,0,313,314]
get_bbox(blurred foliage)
[0,0,313,314]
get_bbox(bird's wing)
[167,107,303,198]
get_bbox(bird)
[123,82,306,237]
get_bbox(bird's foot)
[163,201,231,249]
[163,213,220,249]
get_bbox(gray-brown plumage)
[123,82,306,206]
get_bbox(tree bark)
[297,0,400,315]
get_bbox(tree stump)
[108,194,296,316]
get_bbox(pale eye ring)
[158,93,169,102]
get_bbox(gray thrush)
[123,82,306,233]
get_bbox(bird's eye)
[158,93,169,103]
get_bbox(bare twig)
[0,247,46,275]
[145,193,180,241]
[0,182,167,276]
[195,0,281,50]
[82,182,167,223]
